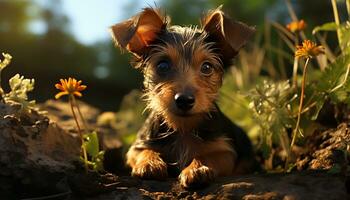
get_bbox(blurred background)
[0,0,343,111]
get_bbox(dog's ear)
[110,8,166,57]
[202,6,255,65]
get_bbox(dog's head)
[110,7,255,132]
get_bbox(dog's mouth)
[173,111,193,117]
[166,102,201,117]
[171,108,201,117]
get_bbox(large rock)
[0,101,80,198]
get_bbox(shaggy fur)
[110,6,255,188]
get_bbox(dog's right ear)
[110,8,166,58]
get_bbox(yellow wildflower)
[286,20,307,33]
[55,77,87,99]
[295,40,325,59]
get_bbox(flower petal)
[77,85,87,91]
[55,91,69,99]
[73,91,82,97]
[55,83,64,90]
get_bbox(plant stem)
[69,95,88,172]
[291,58,310,148]
[292,59,299,88]
[331,0,343,51]
[292,35,299,88]
[72,97,89,131]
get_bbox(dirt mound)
[296,123,349,171]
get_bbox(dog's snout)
[174,93,195,111]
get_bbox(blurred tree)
[208,0,278,26]
[0,1,33,34]
[0,0,137,110]
[161,0,211,25]
[0,0,99,106]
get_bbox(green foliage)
[218,0,350,170]
[312,22,339,34]
[340,22,350,54]
[318,54,350,103]
[3,74,36,112]
[218,73,261,139]
[109,90,146,146]
[247,80,295,161]
[84,131,100,158]
[313,21,350,54]
[96,90,147,148]
[248,80,294,137]
[83,131,105,172]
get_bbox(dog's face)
[110,7,254,132]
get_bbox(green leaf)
[318,54,350,93]
[340,23,350,54]
[310,98,325,120]
[312,22,338,35]
[83,131,99,158]
[93,151,105,172]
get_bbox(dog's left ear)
[202,7,255,65]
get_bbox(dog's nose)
[174,93,195,111]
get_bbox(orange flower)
[286,20,307,33]
[295,40,325,59]
[55,77,87,99]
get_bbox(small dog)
[110,6,255,188]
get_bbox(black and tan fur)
[110,6,255,188]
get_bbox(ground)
[84,172,346,200]
[0,100,348,199]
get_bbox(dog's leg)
[126,147,168,180]
[179,139,236,188]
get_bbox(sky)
[34,0,160,45]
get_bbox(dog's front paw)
[131,151,168,180]
[179,159,215,188]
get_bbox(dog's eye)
[200,62,214,76]
[156,60,171,75]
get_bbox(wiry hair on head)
[110,6,255,132]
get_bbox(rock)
[0,100,126,199]
[0,101,80,198]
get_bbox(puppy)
[110,6,255,188]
